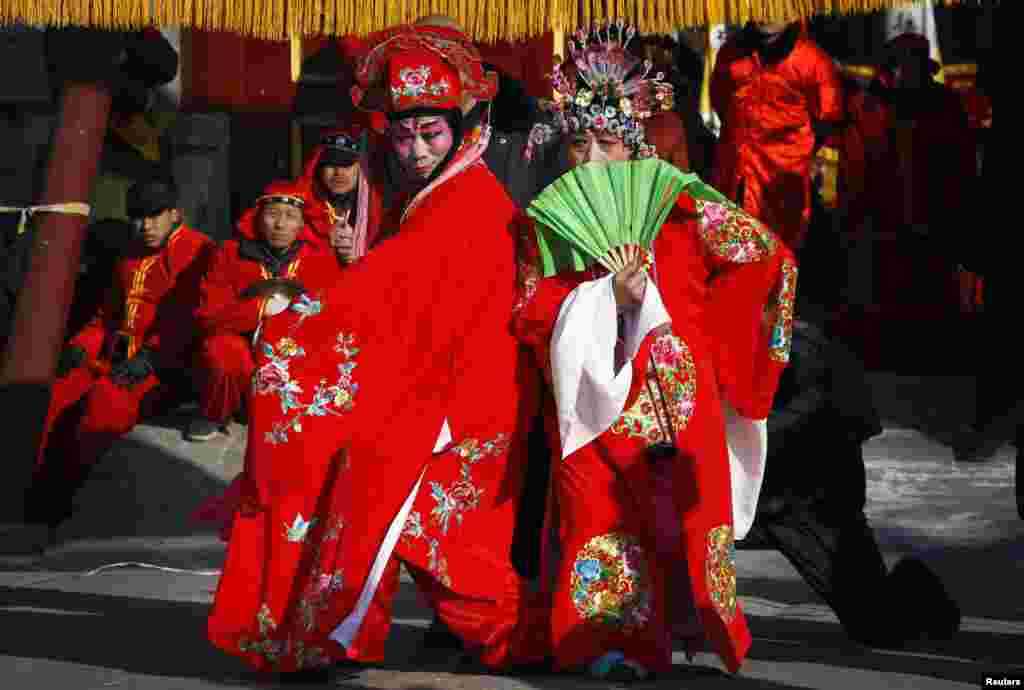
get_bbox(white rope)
[81,561,221,577]
[0,202,91,235]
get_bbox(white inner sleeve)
[550,274,671,460]
[723,401,768,541]
[330,418,451,647]
[432,417,452,453]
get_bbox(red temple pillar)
[0,31,116,553]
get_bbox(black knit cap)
[126,176,179,219]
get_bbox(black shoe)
[888,557,961,640]
[186,417,222,442]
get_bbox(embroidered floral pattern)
[283,513,317,543]
[705,525,738,624]
[298,567,344,633]
[765,258,798,363]
[238,604,288,666]
[430,435,509,533]
[570,532,653,633]
[290,293,322,328]
[514,256,541,313]
[523,122,557,162]
[513,225,542,312]
[236,509,346,669]
[611,333,697,445]
[253,332,360,445]
[400,434,510,589]
[391,65,450,102]
[426,538,452,588]
[696,199,777,263]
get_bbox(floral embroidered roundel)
[612,333,697,445]
[571,532,653,633]
[706,524,738,623]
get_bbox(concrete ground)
[2,376,1022,689]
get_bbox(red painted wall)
[184,31,297,111]
[183,30,554,112]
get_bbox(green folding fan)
[527,159,698,278]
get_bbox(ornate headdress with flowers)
[536,20,674,160]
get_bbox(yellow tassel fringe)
[0,0,968,42]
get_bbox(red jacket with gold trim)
[195,238,342,337]
[71,224,214,372]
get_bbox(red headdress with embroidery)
[349,24,498,222]
[350,25,497,117]
[235,180,314,242]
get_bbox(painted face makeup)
[565,130,632,167]
[388,116,455,183]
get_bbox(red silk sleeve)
[806,44,843,124]
[196,243,266,336]
[70,285,116,360]
[144,234,214,358]
[244,165,523,508]
[685,193,797,419]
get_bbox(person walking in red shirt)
[711,21,842,252]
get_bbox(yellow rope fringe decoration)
[0,0,970,42]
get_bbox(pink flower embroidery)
[398,66,430,97]
[702,202,730,230]
[254,361,289,395]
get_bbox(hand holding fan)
[527,159,695,277]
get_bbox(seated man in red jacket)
[187,181,343,441]
[27,176,214,527]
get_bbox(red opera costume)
[35,224,212,499]
[711,25,842,251]
[193,184,344,426]
[207,26,546,674]
[515,195,794,673]
[514,22,796,676]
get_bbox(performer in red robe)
[838,33,977,369]
[186,182,344,442]
[711,21,842,252]
[513,22,796,679]
[207,25,546,679]
[293,126,388,263]
[27,176,213,526]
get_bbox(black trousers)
[749,409,960,643]
[975,272,1024,519]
